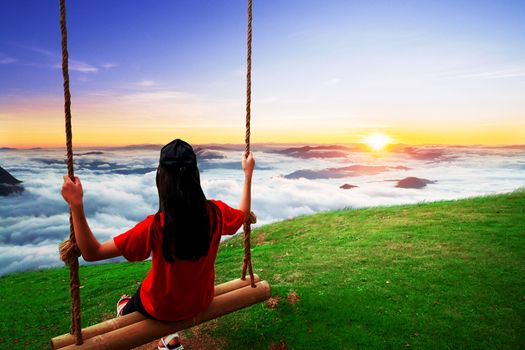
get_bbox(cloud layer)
[0,144,524,275]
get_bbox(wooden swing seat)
[51,275,269,350]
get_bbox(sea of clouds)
[1,144,524,276]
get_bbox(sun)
[363,133,391,151]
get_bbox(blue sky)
[1,0,524,146]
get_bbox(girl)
[61,139,255,350]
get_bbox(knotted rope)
[241,0,256,288]
[59,0,83,344]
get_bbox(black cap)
[159,139,197,169]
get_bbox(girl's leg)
[118,287,183,349]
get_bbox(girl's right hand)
[242,152,255,176]
[61,175,84,208]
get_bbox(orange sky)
[2,95,524,148]
[3,112,524,149]
[2,79,524,148]
[2,95,524,147]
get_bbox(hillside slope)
[1,191,524,349]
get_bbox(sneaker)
[116,294,131,317]
[158,332,183,350]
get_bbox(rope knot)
[247,211,257,224]
[59,239,81,265]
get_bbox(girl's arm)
[62,176,120,262]
[239,152,255,220]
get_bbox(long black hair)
[153,139,214,262]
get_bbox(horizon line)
[2,142,525,150]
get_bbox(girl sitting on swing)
[61,139,255,350]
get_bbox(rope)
[59,0,83,344]
[241,0,256,288]
[57,1,254,342]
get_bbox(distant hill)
[101,144,163,151]
[75,151,105,156]
[0,165,23,196]
[340,183,358,189]
[269,144,355,159]
[395,176,436,189]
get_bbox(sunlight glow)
[364,133,391,151]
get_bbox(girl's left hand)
[61,175,84,207]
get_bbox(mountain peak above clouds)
[395,177,436,189]
[0,165,24,196]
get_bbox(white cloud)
[460,70,525,79]
[0,56,17,64]
[322,78,342,86]
[136,80,157,87]
[443,67,525,80]
[0,245,60,276]
[101,63,117,69]
[116,89,195,102]
[0,145,523,276]
[16,45,100,73]
[0,214,69,245]
[68,60,99,73]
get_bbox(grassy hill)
[1,191,524,349]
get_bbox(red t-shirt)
[113,200,244,321]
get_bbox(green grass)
[1,191,524,349]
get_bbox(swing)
[50,0,269,349]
